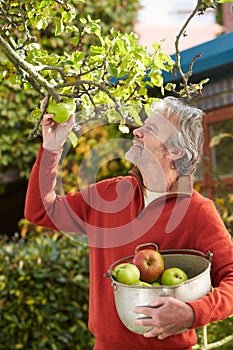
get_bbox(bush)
[0,233,94,350]
[1,230,233,349]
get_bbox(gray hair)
[155,96,205,175]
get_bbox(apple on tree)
[132,249,164,283]
[47,97,76,123]
[161,267,188,286]
[113,263,140,285]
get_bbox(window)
[196,105,233,199]
[210,119,233,177]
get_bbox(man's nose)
[133,126,144,138]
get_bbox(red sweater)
[25,146,233,350]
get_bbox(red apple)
[161,267,188,286]
[113,263,140,285]
[132,249,164,283]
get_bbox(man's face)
[125,113,179,189]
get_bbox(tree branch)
[173,0,206,100]
[0,33,60,101]
[56,79,125,119]
[28,96,50,140]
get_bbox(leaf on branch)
[68,131,78,148]
[54,17,64,36]
[217,0,233,3]
[28,109,42,122]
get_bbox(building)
[135,0,223,54]
[163,31,233,199]
[136,1,233,198]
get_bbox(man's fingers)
[41,114,55,126]
[134,306,153,316]
[143,327,167,339]
[66,114,75,127]
[150,296,169,307]
[40,96,49,110]
[134,316,153,327]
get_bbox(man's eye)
[145,125,153,132]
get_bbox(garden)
[0,0,233,349]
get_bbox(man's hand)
[40,97,75,151]
[133,296,194,339]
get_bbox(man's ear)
[169,148,184,160]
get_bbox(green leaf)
[107,108,122,123]
[150,73,163,87]
[54,17,64,36]
[165,83,176,91]
[68,131,78,148]
[65,25,79,33]
[28,109,42,121]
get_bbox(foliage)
[71,0,141,38]
[217,0,233,3]
[0,229,232,350]
[0,0,215,183]
[0,231,95,350]
[0,82,40,178]
[0,2,232,349]
[0,0,218,185]
[214,194,233,236]
[0,0,173,131]
[209,132,233,236]
[0,0,144,182]
[61,121,133,193]
[195,318,233,349]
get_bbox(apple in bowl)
[161,267,188,286]
[113,263,140,285]
[132,249,164,283]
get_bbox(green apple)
[151,281,161,286]
[161,267,188,286]
[133,280,152,287]
[47,97,76,123]
[112,263,125,280]
[113,263,140,285]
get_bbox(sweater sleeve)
[187,199,233,328]
[24,145,88,235]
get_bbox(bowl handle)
[135,242,159,254]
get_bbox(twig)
[186,52,203,79]
[206,334,233,349]
[174,0,204,100]
[0,33,60,101]
[28,96,50,140]
[56,79,125,119]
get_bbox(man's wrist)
[42,143,64,152]
[185,303,195,328]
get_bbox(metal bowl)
[106,244,212,334]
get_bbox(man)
[25,97,233,350]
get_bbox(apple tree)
[0,0,144,184]
[0,0,215,184]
